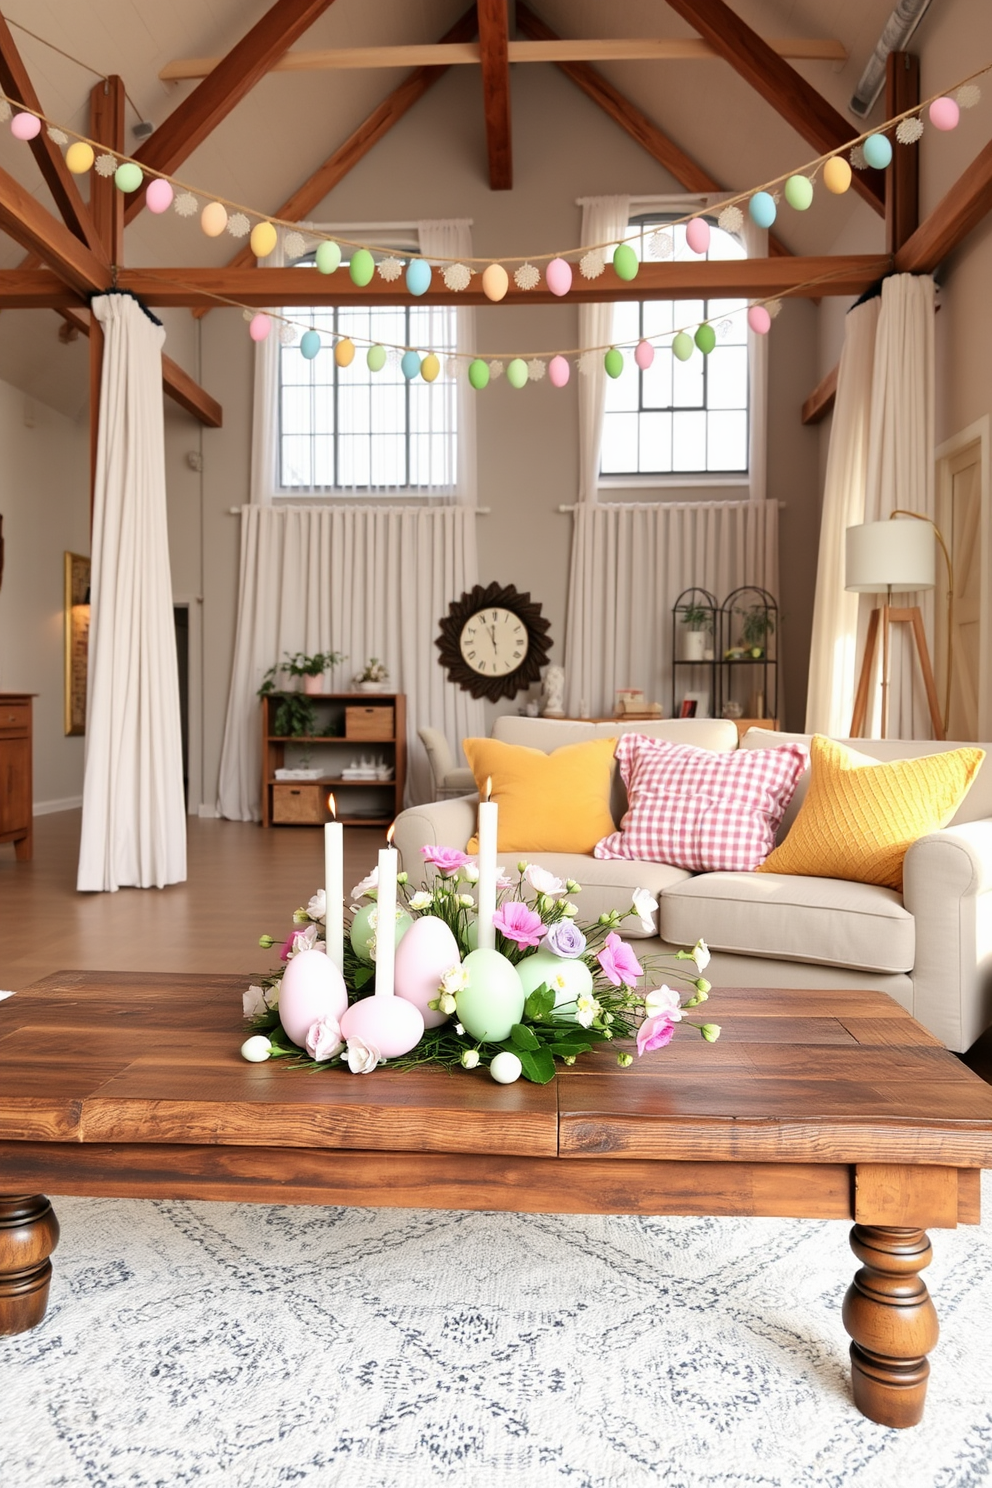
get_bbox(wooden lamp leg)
[0,1195,60,1335]
[896,605,945,741]
[842,1224,939,1427]
[850,609,880,738]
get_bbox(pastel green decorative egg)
[455,948,525,1042]
[694,323,716,355]
[672,331,694,362]
[468,358,490,390]
[366,343,387,372]
[613,243,639,281]
[349,248,375,287]
[516,950,593,1016]
[316,240,341,274]
[506,358,528,390]
[603,347,624,379]
[784,174,814,211]
[350,903,413,963]
[114,162,143,193]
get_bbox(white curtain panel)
[77,294,187,892]
[740,215,769,504]
[563,499,779,719]
[805,295,882,734]
[578,195,631,502]
[217,505,485,818]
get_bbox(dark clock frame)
[436,581,553,702]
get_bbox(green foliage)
[271,693,317,739]
[736,605,775,648]
[679,603,713,632]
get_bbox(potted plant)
[735,605,775,660]
[678,603,713,663]
[353,658,389,693]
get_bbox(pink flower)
[306,1015,344,1062]
[596,932,643,989]
[493,900,547,948]
[636,1013,677,1057]
[278,931,296,961]
[421,846,473,875]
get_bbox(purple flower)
[493,900,547,949]
[543,920,587,959]
[421,846,473,875]
[596,932,643,989]
[636,1013,677,1057]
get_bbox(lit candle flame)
[386,821,395,846]
[485,776,492,802]
[327,792,336,819]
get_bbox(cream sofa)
[392,716,992,1054]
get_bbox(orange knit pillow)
[463,735,618,854]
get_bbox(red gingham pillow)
[594,735,810,872]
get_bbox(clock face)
[459,606,529,678]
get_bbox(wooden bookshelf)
[261,692,406,828]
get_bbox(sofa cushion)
[595,735,809,872]
[659,871,915,975]
[503,852,691,937]
[462,735,618,854]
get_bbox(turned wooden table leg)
[841,1224,940,1428]
[0,1195,60,1335]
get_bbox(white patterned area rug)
[3,1182,991,1488]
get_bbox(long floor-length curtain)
[77,293,186,892]
[805,296,882,734]
[217,505,485,818]
[578,196,630,502]
[563,500,778,719]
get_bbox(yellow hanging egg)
[250,220,278,258]
[823,156,852,195]
[201,201,228,237]
[66,141,94,175]
[421,353,441,383]
[481,263,509,302]
[334,338,356,368]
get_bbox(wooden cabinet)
[261,692,406,828]
[0,692,34,860]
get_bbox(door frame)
[935,415,990,740]
[172,594,203,816]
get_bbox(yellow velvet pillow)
[463,736,618,854]
[757,735,985,891]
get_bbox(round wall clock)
[436,582,553,702]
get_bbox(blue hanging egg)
[300,329,321,360]
[749,191,777,229]
[406,259,432,296]
[401,349,422,380]
[863,133,893,169]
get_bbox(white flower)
[409,891,432,911]
[243,984,268,1018]
[458,894,475,908]
[306,1015,344,1061]
[306,889,326,923]
[94,153,117,177]
[896,116,924,145]
[527,359,546,382]
[460,862,480,884]
[644,984,683,1020]
[562,902,579,918]
[438,992,457,1015]
[351,868,378,900]
[575,995,603,1029]
[460,1048,480,1069]
[525,865,565,896]
[288,924,321,958]
[488,359,504,379]
[443,262,472,292]
[345,1038,381,1073]
[283,231,307,260]
[631,888,659,934]
[496,867,514,888]
[514,262,540,290]
[226,211,250,237]
[174,190,198,216]
[440,964,469,994]
[264,979,281,1010]
[377,256,404,282]
[454,1023,465,1035]
[692,938,711,971]
[579,249,605,279]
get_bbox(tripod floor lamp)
[846,514,950,741]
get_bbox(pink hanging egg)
[249,313,271,342]
[545,257,572,297]
[747,305,772,335]
[634,339,655,370]
[929,97,960,131]
[278,949,349,1046]
[11,112,41,141]
[686,217,710,255]
[548,354,570,388]
[145,178,174,214]
[340,995,425,1059]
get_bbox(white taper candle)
[323,796,344,972]
[476,777,498,951]
[374,830,398,997]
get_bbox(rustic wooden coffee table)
[2,972,991,1429]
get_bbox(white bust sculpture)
[542,665,565,718]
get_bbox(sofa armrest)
[903,819,992,1051]
[392,795,480,881]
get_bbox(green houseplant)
[678,603,713,663]
[735,605,775,659]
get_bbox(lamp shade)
[845,520,935,593]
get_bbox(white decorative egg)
[278,949,349,1046]
[455,948,525,1043]
[394,915,461,1028]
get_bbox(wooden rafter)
[515,4,790,259]
[660,0,885,216]
[895,136,992,272]
[125,0,340,227]
[0,162,109,294]
[0,12,102,253]
[801,364,838,426]
[886,52,919,255]
[90,78,125,265]
[478,0,512,189]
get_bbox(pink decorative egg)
[634,339,655,370]
[929,97,960,131]
[340,995,425,1058]
[548,355,570,388]
[686,217,710,255]
[545,257,572,297]
[249,312,271,342]
[11,112,41,141]
[394,916,460,1028]
[146,178,174,214]
[278,949,348,1046]
[747,305,772,335]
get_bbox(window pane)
[672,411,706,471]
[706,347,748,410]
[312,436,334,487]
[672,352,704,409]
[282,434,312,487]
[371,384,405,434]
[641,353,672,411]
[639,412,672,473]
[642,301,673,339]
[281,386,311,435]
[601,412,639,473]
[372,434,405,487]
[338,435,370,487]
[709,298,747,343]
[612,301,639,347]
[604,356,638,412]
[707,410,748,470]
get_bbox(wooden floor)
[0,811,381,993]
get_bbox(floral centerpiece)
[242,847,719,1084]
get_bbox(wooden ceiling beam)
[90,78,125,265]
[801,364,838,425]
[516,3,790,258]
[0,12,103,254]
[125,0,340,227]
[660,0,885,216]
[478,0,512,189]
[0,164,109,294]
[895,136,992,272]
[886,52,919,255]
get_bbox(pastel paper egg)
[334,338,356,368]
[862,133,892,169]
[406,258,432,296]
[145,178,173,213]
[366,343,387,372]
[613,243,639,281]
[489,1051,522,1084]
[249,313,271,342]
[340,995,424,1059]
[506,358,528,390]
[548,354,570,388]
[278,948,349,1046]
[114,162,142,194]
[455,948,525,1043]
[316,240,341,275]
[784,174,814,211]
[349,248,375,286]
[201,200,228,237]
[251,220,278,258]
[672,331,694,362]
[421,352,441,383]
[749,191,777,229]
[350,902,413,962]
[747,305,772,335]
[604,347,624,379]
[482,263,509,302]
[66,141,95,174]
[515,950,593,1016]
[10,112,40,141]
[823,157,852,195]
[468,358,490,390]
[401,349,421,380]
[394,915,460,1028]
[300,328,321,360]
[634,339,655,371]
[685,218,710,255]
[545,257,572,297]
[930,97,960,131]
[695,324,716,355]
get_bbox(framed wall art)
[64,551,90,736]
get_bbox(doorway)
[935,417,990,739]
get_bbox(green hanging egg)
[468,358,490,390]
[114,162,143,193]
[694,323,716,355]
[506,357,528,389]
[672,331,694,362]
[784,174,814,211]
[349,248,375,287]
[366,344,387,372]
[316,240,341,275]
[604,347,624,379]
[613,243,639,282]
